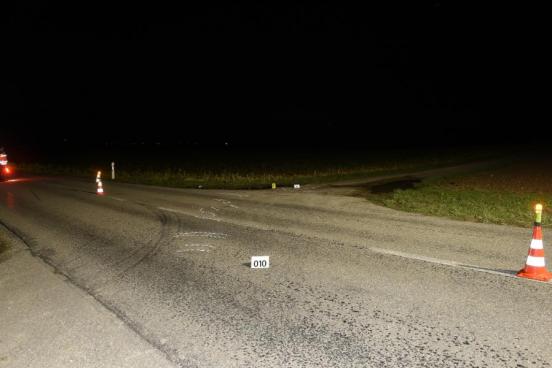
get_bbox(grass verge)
[366,156,552,227]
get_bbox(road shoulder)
[0,226,175,368]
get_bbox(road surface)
[1,176,551,367]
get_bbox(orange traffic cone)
[517,204,552,282]
[97,180,104,195]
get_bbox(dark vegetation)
[366,152,552,227]
[12,145,505,189]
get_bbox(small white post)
[111,162,115,180]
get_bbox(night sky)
[1,2,540,150]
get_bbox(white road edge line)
[369,247,552,284]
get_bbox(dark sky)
[1,2,540,149]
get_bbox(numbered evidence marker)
[251,256,270,269]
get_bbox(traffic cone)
[97,180,104,195]
[517,204,552,282]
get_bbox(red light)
[4,167,11,174]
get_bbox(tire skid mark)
[30,189,41,201]
[92,208,177,290]
[0,218,186,368]
[117,209,172,272]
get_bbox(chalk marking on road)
[158,206,221,222]
[181,243,215,248]
[214,198,240,209]
[217,192,249,198]
[176,248,209,253]
[199,208,219,221]
[110,196,126,202]
[176,243,216,253]
[159,206,181,214]
[369,247,552,284]
[174,231,228,239]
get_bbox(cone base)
[517,267,552,282]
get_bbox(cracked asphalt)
[1,175,551,367]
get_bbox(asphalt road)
[1,176,551,367]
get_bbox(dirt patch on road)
[368,177,422,194]
[0,240,8,254]
[0,238,10,262]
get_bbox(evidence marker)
[251,256,270,269]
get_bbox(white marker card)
[251,256,270,269]
[293,184,301,189]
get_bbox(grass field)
[367,153,552,227]
[14,146,505,189]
